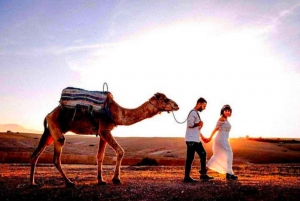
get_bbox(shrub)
[135,157,158,166]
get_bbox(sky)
[1,0,300,138]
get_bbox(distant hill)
[0,124,41,134]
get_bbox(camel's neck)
[109,100,159,126]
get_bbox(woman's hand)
[200,134,209,143]
[202,135,212,143]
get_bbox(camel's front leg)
[101,130,124,184]
[97,137,107,185]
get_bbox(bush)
[135,157,158,166]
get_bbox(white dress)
[206,120,234,174]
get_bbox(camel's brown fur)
[30,92,179,187]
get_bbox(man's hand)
[200,134,211,143]
[203,138,210,143]
[197,121,203,130]
[200,134,207,143]
[191,121,204,128]
[206,137,212,143]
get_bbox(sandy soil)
[1,132,300,200]
[1,163,300,201]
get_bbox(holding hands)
[196,120,214,143]
[200,134,212,143]
[200,122,219,143]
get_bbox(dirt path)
[1,163,300,200]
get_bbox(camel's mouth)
[165,105,179,112]
[173,106,180,111]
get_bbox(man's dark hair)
[197,97,207,104]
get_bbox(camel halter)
[148,100,163,112]
[148,99,186,124]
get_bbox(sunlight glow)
[65,21,299,138]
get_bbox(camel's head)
[149,92,179,113]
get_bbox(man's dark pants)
[184,141,207,178]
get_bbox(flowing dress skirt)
[207,121,234,174]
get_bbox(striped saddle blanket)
[60,87,109,112]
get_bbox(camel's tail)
[30,118,53,159]
[43,117,48,130]
[39,117,52,145]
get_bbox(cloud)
[279,2,300,17]
[55,43,110,55]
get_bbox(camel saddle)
[59,87,110,113]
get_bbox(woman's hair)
[220,104,232,116]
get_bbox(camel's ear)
[154,93,162,99]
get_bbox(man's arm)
[187,111,203,128]
[192,121,203,128]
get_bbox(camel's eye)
[164,98,170,103]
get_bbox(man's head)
[196,97,207,112]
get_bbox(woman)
[204,105,238,180]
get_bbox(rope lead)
[171,111,188,124]
[171,110,197,124]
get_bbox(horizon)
[1,1,300,139]
[1,129,300,140]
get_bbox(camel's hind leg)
[52,138,74,187]
[30,120,53,186]
[50,128,75,187]
[101,130,124,184]
[97,137,107,185]
[46,110,75,187]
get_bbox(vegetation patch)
[134,157,158,166]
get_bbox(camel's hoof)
[30,183,39,188]
[65,181,76,188]
[97,181,107,185]
[112,178,122,184]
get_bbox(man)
[183,97,213,182]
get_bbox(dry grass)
[1,163,300,200]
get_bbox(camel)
[30,91,179,187]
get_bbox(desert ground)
[0,132,300,200]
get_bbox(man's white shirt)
[185,110,201,142]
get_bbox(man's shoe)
[226,173,238,180]
[200,174,214,180]
[183,177,198,183]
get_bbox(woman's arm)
[207,128,218,142]
[207,117,225,142]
